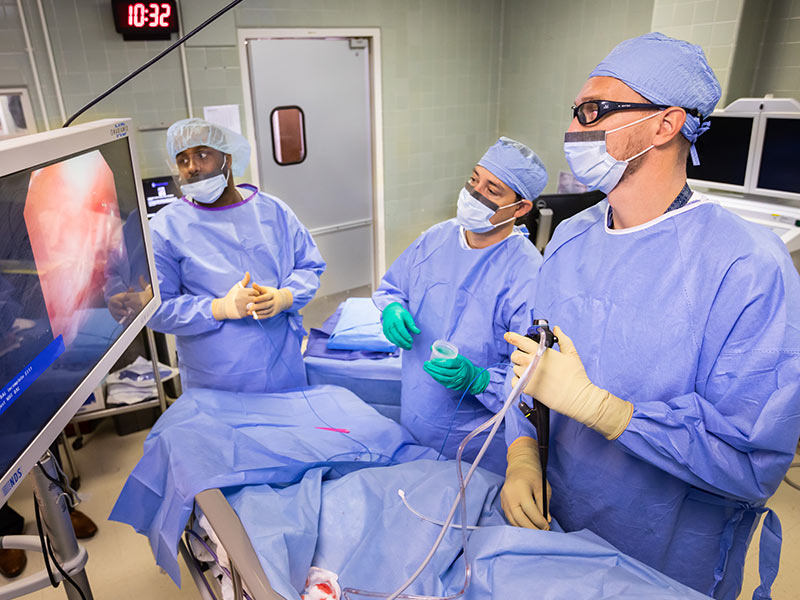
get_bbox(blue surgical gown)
[147,185,326,392]
[373,220,541,475]
[506,194,800,599]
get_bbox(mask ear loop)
[607,110,663,163]
[623,143,655,162]
[606,109,663,135]
[220,155,230,182]
[486,199,526,231]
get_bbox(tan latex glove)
[124,275,154,312]
[211,272,258,320]
[108,276,153,322]
[505,327,633,440]
[501,437,551,530]
[248,283,293,320]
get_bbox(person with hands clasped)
[147,118,325,393]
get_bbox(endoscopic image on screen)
[0,137,152,477]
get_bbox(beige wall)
[650,0,800,107]
[750,0,800,100]
[651,0,744,100]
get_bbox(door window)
[270,106,306,165]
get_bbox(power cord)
[33,494,58,589]
[34,461,88,600]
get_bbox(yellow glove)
[501,437,551,530]
[248,283,293,320]
[211,272,258,320]
[505,327,633,440]
[107,276,153,322]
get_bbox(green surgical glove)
[423,353,490,395]
[381,302,421,350]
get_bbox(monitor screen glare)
[0,137,153,482]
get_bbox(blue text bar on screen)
[0,335,65,418]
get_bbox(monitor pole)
[32,452,92,600]
[0,452,91,600]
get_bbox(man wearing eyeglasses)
[501,33,800,599]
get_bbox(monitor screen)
[686,115,753,186]
[142,175,180,218]
[756,117,800,195]
[0,136,153,485]
[522,190,605,248]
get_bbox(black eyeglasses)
[571,100,702,125]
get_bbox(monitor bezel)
[750,112,800,202]
[0,118,161,505]
[687,110,762,195]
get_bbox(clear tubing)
[343,332,546,600]
[397,490,478,530]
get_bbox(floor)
[2,418,199,600]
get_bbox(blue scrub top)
[507,194,800,599]
[147,185,326,393]
[374,219,542,474]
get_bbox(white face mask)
[180,157,230,204]
[456,186,522,233]
[563,111,660,194]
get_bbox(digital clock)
[111,1,179,41]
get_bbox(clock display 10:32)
[127,2,172,28]
[111,1,178,40]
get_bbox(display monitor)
[686,112,760,193]
[0,119,160,506]
[142,175,180,218]
[752,113,800,201]
[521,190,605,250]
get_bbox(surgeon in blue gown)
[148,118,326,392]
[502,34,800,600]
[373,138,547,475]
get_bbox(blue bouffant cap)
[477,137,548,201]
[166,118,250,176]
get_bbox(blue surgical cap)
[166,118,251,176]
[477,137,548,201]
[589,32,721,165]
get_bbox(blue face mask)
[180,157,230,204]
[563,112,660,194]
[456,185,522,233]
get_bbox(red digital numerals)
[127,2,172,28]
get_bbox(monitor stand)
[0,452,92,600]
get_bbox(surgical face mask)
[180,157,230,204]
[456,185,522,233]
[563,111,661,194]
